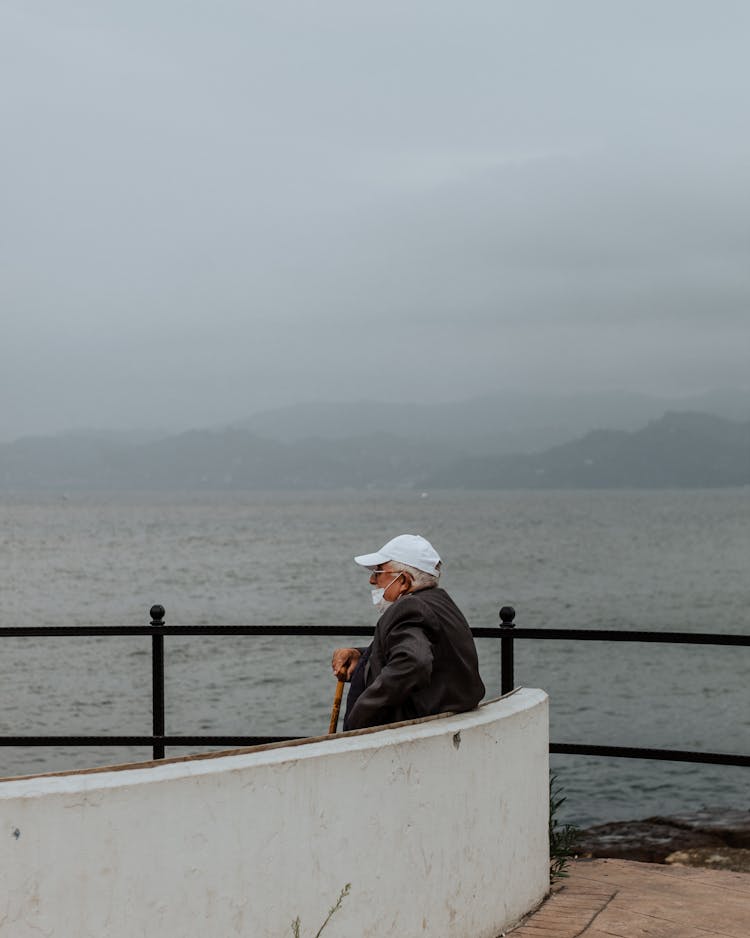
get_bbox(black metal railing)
[490,606,750,768]
[1,604,749,767]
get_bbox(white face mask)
[370,573,403,613]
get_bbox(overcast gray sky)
[2,1,749,440]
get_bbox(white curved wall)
[0,688,549,938]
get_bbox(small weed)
[291,883,351,937]
[549,775,580,882]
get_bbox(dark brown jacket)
[344,587,485,730]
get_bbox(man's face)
[369,563,411,602]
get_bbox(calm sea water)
[1,489,748,826]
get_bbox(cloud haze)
[2,1,749,439]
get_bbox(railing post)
[150,604,166,760]
[499,605,516,695]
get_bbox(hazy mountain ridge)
[0,429,454,491]
[229,388,750,455]
[423,412,750,489]
[1,401,749,491]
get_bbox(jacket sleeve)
[345,602,434,729]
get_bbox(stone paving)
[508,857,750,938]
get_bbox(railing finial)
[499,605,516,626]
[150,605,165,623]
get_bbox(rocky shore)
[577,807,750,872]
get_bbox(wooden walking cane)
[328,679,345,734]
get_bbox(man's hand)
[332,647,361,681]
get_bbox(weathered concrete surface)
[509,857,750,938]
[0,690,549,938]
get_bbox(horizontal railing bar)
[475,628,750,645]
[1,625,748,645]
[0,625,376,637]
[2,737,747,767]
[550,743,750,766]
[0,736,299,747]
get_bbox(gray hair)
[389,560,441,590]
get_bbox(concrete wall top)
[0,688,544,798]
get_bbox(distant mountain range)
[229,388,750,455]
[1,393,749,491]
[0,429,450,491]
[421,412,750,489]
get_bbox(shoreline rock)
[576,807,750,871]
[665,846,750,872]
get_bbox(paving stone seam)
[511,860,750,938]
[598,860,748,883]
[598,906,742,938]
[509,879,621,937]
[667,877,750,894]
[572,888,620,938]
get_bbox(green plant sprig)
[549,774,581,882]
[291,883,351,937]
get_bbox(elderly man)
[332,534,485,731]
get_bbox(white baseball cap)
[354,534,441,577]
